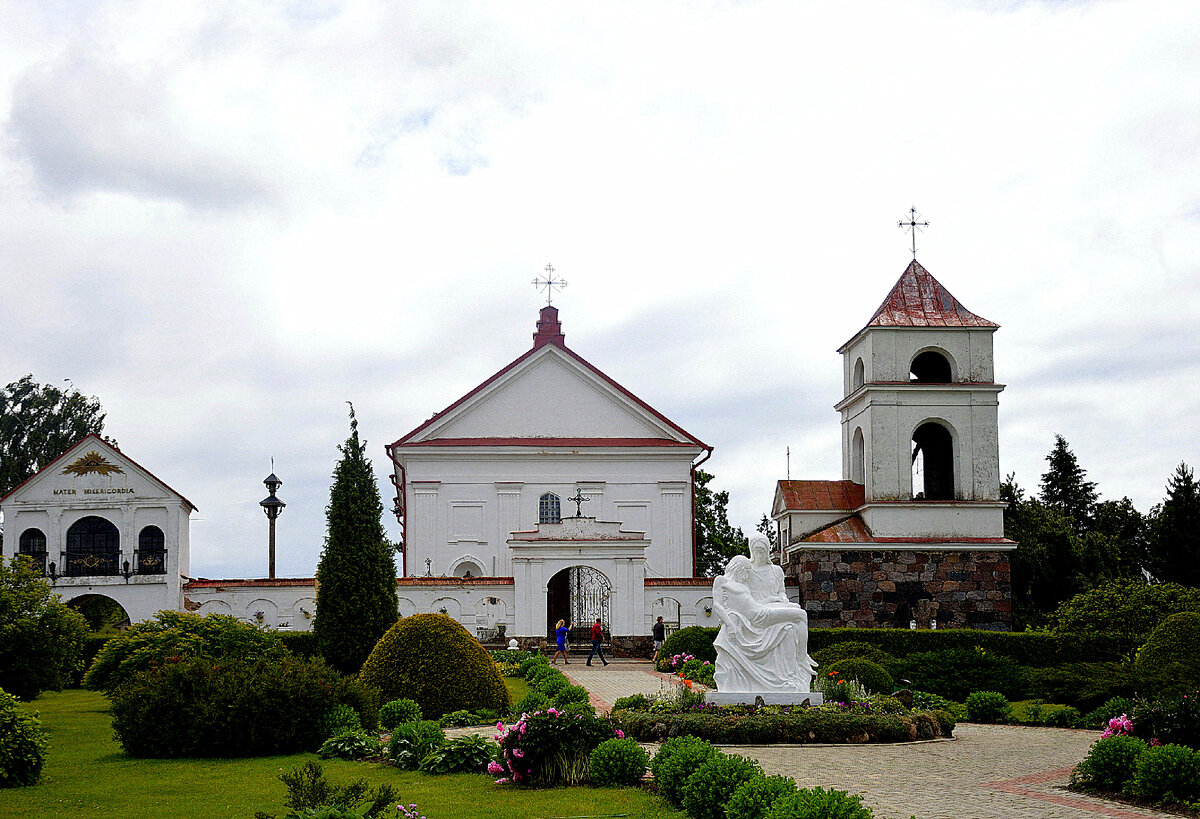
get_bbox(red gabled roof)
[0,433,198,512]
[865,260,998,329]
[185,577,314,588]
[388,309,709,452]
[777,480,865,512]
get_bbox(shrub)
[259,761,399,819]
[1042,706,1083,728]
[419,733,496,774]
[319,703,363,738]
[387,720,445,770]
[1071,735,1146,791]
[827,659,893,695]
[681,752,762,819]
[494,707,619,786]
[910,690,959,714]
[764,786,875,819]
[0,688,47,787]
[894,647,1024,701]
[534,672,568,697]
[85,610,284,693]
[1086,697,1136,729]
[656,627,719,672]
[812,641,896,669]
[1049,580,1200,658]
[1133,692,1200,748]
[868,695,907,715]
[554,685,590,707]
[726,774,799,819]
[810,626,1101,666]
[439,710,476,727]
[590,737,649,786]
[0,557,89,700]
[1025,662,1134,711]
[378,698,422,729]
[318,730,382,760]
[519,654,549,676]
[612,694,649,712]
[1135,612,1200,699]
[278,631,320,658]
[1124,743,1200,804]
[965,691,1011,724]
[621,707,953,744]
[358,614,510,719]
[650,735,719,806]
[109,654,370,757]
[677,658,716,687]
[513,690,552,717]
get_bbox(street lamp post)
[259,469,285,580]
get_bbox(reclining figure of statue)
[712,536,816,694]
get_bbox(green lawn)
[1,690,680,819]
[503,675,530,708]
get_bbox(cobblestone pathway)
[559,660,1176,819]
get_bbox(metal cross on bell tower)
[898,206,930,260]
[532,263,568,305]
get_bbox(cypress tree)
[313,405,398,674]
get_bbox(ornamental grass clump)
[681,752,762,819]
[589,737,649,786]
[493,707,620,787]
[725,775,799,819]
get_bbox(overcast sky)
[2,0,1197,579]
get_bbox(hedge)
[656,626,719,671]
[278,631,321,658]
[617,708,951,744]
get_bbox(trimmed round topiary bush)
[1135,612,1200,699]
[378,698,422,729]
[827,659,893,695]
[1086,696,1135,729]
[651,735,719,806]
[681,752,763,819]
[764,786,875,819]
[534,671,569,697]
[812,641,896,669]
[554,684,590,707]
[1124,743,1200,804]
[358,614,510,719]
[1071,735,1146,791]
[656,626,718,672]
[387,720,445,770]
[590,737,649,786]
[0,688,47,787]
[519,654,549,676]
[612,694,649,711]
[726,774,799,819]
[966,691,1011,724]
[318,703,362,739]
[514,690,551,716]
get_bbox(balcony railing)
[55,549,168,578]
[135,549,167,575]
[15,551,48,575]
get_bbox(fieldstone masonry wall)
[787,549,1012,631]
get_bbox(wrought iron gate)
[568,566,611,634]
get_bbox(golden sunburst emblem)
[62,451,125,477]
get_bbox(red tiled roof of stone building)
[777,480,865,512]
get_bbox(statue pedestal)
[704,692,824,707]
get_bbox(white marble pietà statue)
[711,535,817,694]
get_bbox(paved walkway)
[557,660,1176,819]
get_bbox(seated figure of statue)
[712,536,816,693]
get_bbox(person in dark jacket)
[586,617,609,666]
[652,616,666,661]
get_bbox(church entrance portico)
[546,565,611,642]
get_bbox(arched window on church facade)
[18,528,47,574]
[911,422,955,500]
[65,516,121,577]
[539,492,561,524]
[137,525,166,575]
[852,357,865,391]
[851,427,865,485]
[909,350,953,383]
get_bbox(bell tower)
[834,260,1006,539]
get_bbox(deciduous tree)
[1,375,106,497]
[693,469,746,577]
[313,406,398,674]
[0,556,88,700]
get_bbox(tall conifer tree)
[313,405,398,674]
[1039,434,1098,534]
[1146,463,1200,586]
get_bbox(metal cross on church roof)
[567,489,589,517]
[532,263,568,305]
[898,206,930,259]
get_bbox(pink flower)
[494,778,510,785]
[512,748,525,758]
[615,729,625,738]
[488,761,504,775]
[1150,738,1162,747]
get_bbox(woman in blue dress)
[552,619,572,664]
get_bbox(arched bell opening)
[909,350,953,383]
[911,422,955,500]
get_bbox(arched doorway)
[546,566,611,642]
[68,594,131,633]
[65,516,121,576]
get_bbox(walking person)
[552,619,572,664]
[586,617,609,666]
[652,615,666,663]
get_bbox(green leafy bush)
[764,786,875,819]
[810,626,1105,666]
[827,659,893,695]
[513,690,551,717]
[726,774,799,819]
[0,688,47,787]
[258,761,399,819]
[1071,735,1146,791]
[85,611,284,693]
[110,654,371,757]
[1085,697,1135,729]
[868,695,907,715]
[1124,743,1200,804]
[438,710,476,727]
[1133,692,1200,749]
[656,627,719,672]
[589,737,649,786]
[650,735,719,806]
[965,691,1011,723]
[378,698,422,729]
[681,752,763,819]
[317,730,382,760]
[1042,706,1083,728]
[495,707,618,786]
[812,641,896,669]
[358,614,510,719]
[418,733,496,774]
[612,694,649,711]
[318,704,362,738]
[519,654,549,676]
[894,647,1024,701]
[533,671,568,697]
[278,631,320,658]
[387,720,445,770]
[554,684,590,707]
[1135,612,1200,699]
[621,708,952,745]
[0,557,89,700]
[1049,580,1200,658]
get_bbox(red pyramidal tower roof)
[866,260,998,328]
